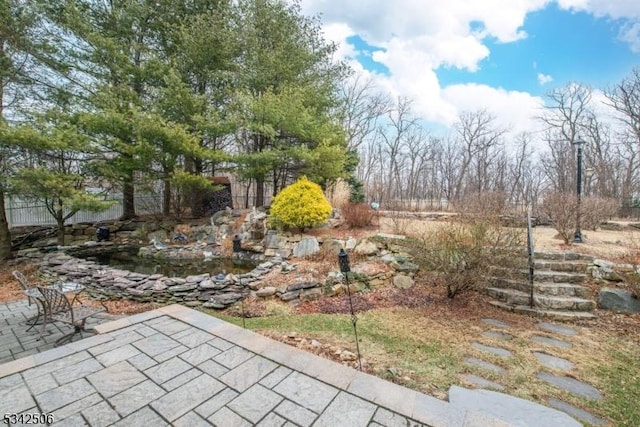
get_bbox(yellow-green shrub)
[270,176,332,230]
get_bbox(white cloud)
[619,21,640,53]
[556,0,640,19]
[302,0,638,137]
[538,73,554,85]
[442,84,545,136]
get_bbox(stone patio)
[0,303,584,426]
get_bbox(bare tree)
[453,109,506,199]
[604,67,640,148]
[339,75,392,151]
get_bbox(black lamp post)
[338,249,362,371]
[573,137,586,243]
[233,235,242,253]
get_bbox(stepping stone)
[546,398,607,426]
[471,342,512,358]
[530,335,572,349]
[481,318,510,329]
[533,352,575,371]
[481,330,513,341]
[460,374,505,391]
[448,386,582,427]
[538,322,577,336]
[536,372,603,400]
[464,357,506,375]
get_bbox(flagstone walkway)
[0,303,584,426]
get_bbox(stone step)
[488,278,591,298]
[489,267,587,284]
[487,288,596,311]
[534,260,591,274]
[488,301,597,321]
[533,250,596,262]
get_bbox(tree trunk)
[191,158,205,217]
[56,213,65,246]
[255,178,264,207]
[121,178,136,220]
[0,187,12,259]
[163,178,171,216]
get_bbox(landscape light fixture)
[573,137,587,243]
[338,248,362,371]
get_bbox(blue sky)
[302,0,640,134]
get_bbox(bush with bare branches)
[342,203,376,228]
[582,197,619,231]
[453,191,509,224]
[540,192,579,244]
[415,218,524,298]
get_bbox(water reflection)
[81,249,255,277]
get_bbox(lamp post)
[338,248,362,371]
[573,137,586,243]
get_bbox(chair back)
[37,286,72,317]
[12,270,33,292]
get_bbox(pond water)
[80,249,256,277]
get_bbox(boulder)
[345,237,357,250]
[393,274,414,289]
[256,286,277,297]
[598,287,640,314]
[292,236,320,258]
[323,239,344,255]
[354,239,378,255]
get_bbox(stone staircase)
[486,250,597,321]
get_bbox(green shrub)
[270,176,332,231]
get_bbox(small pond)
[79,249,256,277]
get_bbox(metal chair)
[37,286,105,346]
[13,270,42,330]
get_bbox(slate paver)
[82,400,121,426]
[178,343,221,366]
[481,318,510,329]
[538,322,577,336]
[273,371,339,413]
[111,406,169,427]
[173,410,211,427]
[313,391,377,427]
[228,383,284,423]
[144,357,191,384]
[34,378,96,413]
[536,372,603,400]
[460,373,505,391]
[533,352,575,371]
[274,399,318,427]
[372,407,414,427]
[530,334,572,349]
[256,412,288,427]
[151,373,225,421]
[546,397,607,426]
[195,388,239,419]
[108,379,166,417]
[0,378,35,414]
[132,333,180,357]
[219,355,278,392]
[471,342,513,357]
[213,345,254,369]
[260,366,293,389]
[86,361,146,397]
[208,407,252,427]
[463,356,506,375]
[481,330,513,340]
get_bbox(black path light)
[338,248,362,371]
[233,235,242,253]
[573,137,587,243]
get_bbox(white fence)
[5,194,164,228]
